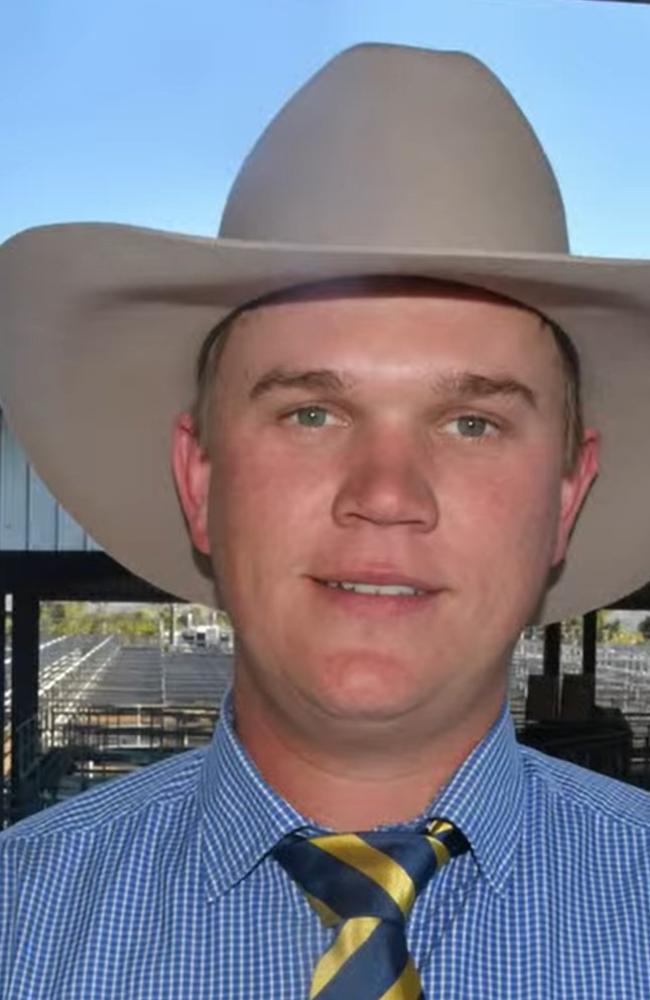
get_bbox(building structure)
[0,411,178,822]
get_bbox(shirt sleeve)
[0,836,21,993]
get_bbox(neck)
[232,676,504,830]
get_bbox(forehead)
[216,277,562,384]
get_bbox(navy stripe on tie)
[274,839,404,922]
[314,920,409,1000]
[361,832,442,894]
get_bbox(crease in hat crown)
[220,43,569,255]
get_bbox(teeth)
[326,580,424,596]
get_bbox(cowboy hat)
[1,42,649,623]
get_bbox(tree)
[602,617,621,642]
[40,601,159,640]
[638,616,650,642]
[40,602,90,637]
[562,617,583,643]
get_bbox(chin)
[308,649,424,721]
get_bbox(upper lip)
[312,569,437,592]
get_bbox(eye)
[445,415,497,439]
[286,405,334,428]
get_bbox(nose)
[331,426,439,532]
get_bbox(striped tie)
[273,819,468,1000]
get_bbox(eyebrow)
[249,368,353,400]
[248,365,537,409]
[430,371,538,410]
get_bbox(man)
[1,42,650,999]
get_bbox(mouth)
[310,572,438,616]
[321,580,428,597]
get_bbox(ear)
[171,411,212,555]
[552,428,600,566]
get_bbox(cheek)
[446,456,563,576]
[207,432,333,564]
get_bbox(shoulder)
[0,746,207,851]
[520,744,650,832]
[515,748,650,939]
[0,749,208,938]
[0,749,210,987]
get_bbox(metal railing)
[50,702,218,754]
[7,698,219,820]
[3,635,121,823]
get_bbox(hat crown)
[219,43,569,254]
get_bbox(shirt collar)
[199,691,524,900]
[429,702,525,896]
[199,690,309,900]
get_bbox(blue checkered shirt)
[3,692,650,998]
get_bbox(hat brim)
[2,221,650,623]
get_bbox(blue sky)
[1,0,649,258]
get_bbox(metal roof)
[0,411,100,552]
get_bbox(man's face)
[175,282,597,742]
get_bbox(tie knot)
[273,819,468,926]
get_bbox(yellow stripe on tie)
[377,957,422,1000]
[426,835,450,867]
[305,892,340,928]
[311,834,416,915]
[426,819,452,837]
[310,917,380,998]
[425,820,453,867]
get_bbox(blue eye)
[291,406,330,428]
[452,415,492,438]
